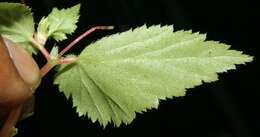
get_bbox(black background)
[4,0,259,137]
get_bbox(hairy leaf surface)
[0,2,36,54]
[37,4,80,41]
[54,25,253,127]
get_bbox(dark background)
[5,0,259,137]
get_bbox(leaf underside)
[54,25,253,127]
[0,2,36,54]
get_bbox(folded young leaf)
[0,2,36,54]
[36,4,80,42]
[54,25,253,127]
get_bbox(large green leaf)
[54,25,253,127]
[36,4,80,42]
[0,2,36,54]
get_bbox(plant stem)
[30,39,51,62]
[58,26,114,57]
[39,26,113,77]
[40,62,54,77]
[57,57,78,64]
[30,38,53,77]
[0,105,23,137]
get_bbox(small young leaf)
[0,2,36,54]
[54,25,253,127]
[50,46,59,59]
[36,4,80,42]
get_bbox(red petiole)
[58,26,114,57]
[38,26,113,77]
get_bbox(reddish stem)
[31,39,51,62]
[58,26,114,57]
[57,57,78,65]
[40,62,54,77]
[40,26,113,77]
[0,105,23,137]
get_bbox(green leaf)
[0,2,36,54]
[50,46,59,59]
[36,4,80,42]
[54,25,253,127]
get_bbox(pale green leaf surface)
[50,46,59,59]
[37,4,80,41]
[0,2,36,54]
[54,25,253,127]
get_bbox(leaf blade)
[36,4,80,42]
[54,25,253,127]
[0,2,36,54]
